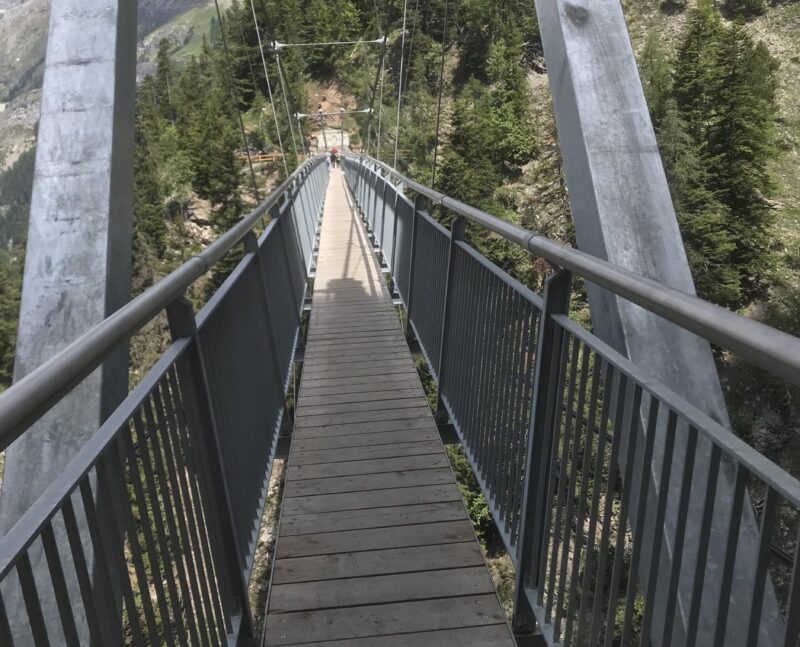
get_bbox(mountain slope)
[0,0,212,169]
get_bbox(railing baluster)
[78,475,137,647]
[554,341,592,640]
[747,486,779,646]
[639,410,679,647]
[619,397,660,647]
[40,521,80,646]
[784,526,800,646]
[602,385,644,646]
[164,368,229,644]
[563,356,604,647]
[101,442,161,643]
[150,389,212,647]
[513,269,571,635]
[61,498,105,646]
[544,333,575,623]
[686,444,722,647]
[588,374,629,644]
[388,181,400,281]
[119,424,178,647]
[17,553,51,647]
[166,297,254,641]
[0,592,13,647]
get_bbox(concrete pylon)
[534,1,781,645]
[0,0,137,642]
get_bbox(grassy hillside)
[141,0,235,63]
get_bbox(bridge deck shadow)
[263,170,516,645]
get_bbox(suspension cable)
[299,109,372,117]
[274,50,300,161]
[401,0,421,98]
[235,15,261,99]
[247,0,289,176]
[376,61,385,160]
[213,0,261,202]
[393,4,409,167]
[364,36,387,157]
[274,38,384,49]
[431,0,449,191]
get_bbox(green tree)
[639,32,673,128]
[438,79,501,209]
[154,39,176,122]
[190,86,243,205]
[133,119,167,258]
[672,0,723,142]
[484,34,536,175]
[657,100,740,304]
[0,252,21,388]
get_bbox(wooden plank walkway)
[263,170,516,646]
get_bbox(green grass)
[144,0,235,63]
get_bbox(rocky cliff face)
[0,0,48,102]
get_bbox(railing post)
[512,269,572,637]
[166,296,255,642]
[370,164,381,237]
[386,181,402,293]
[435,215,465,421]
[404,192,425,333]
[271,204,303,326]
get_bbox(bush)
[724,0,767,17]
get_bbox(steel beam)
[534,1,780,644]
[0,0,138,642]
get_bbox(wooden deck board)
[264,169,514,646]
[272,543,486,584]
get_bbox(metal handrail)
[357,155,800,387]
[0,156,324,451]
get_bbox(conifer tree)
[0,252,21,389]
[132,119,167,258]
[154,39,176,122]
[191,86,243,207]
[657,100,740,304]
[438,80,501,209]
[706,21,778,300]
[639,32,673,129]
[672,0,723,142]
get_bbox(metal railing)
[343,155,800,647]
[0,157,329,645]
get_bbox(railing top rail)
[350,155,800,388]
[0,156,324,451]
